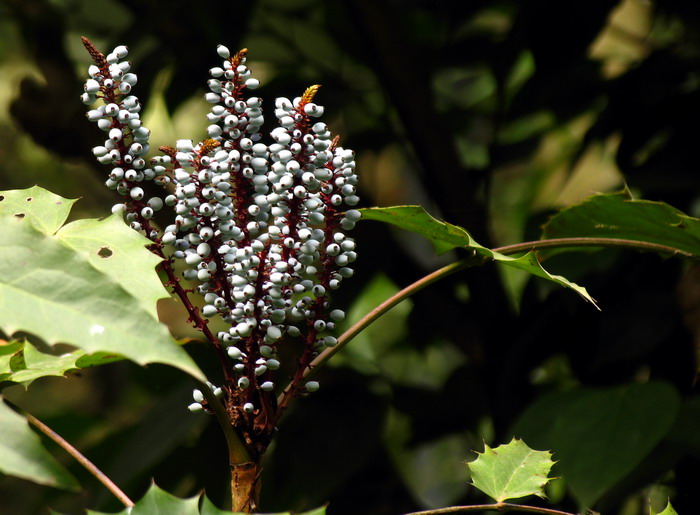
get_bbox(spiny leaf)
[360,205,598,307]
[79,483,328,514]
[651,500,679,515]
[0,399,79,491]
[467,438,555,502]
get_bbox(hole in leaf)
[25,197,33,202]
[14,213,25,218]
[0,195,4,201]
[97,246,113,258]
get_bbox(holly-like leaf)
[651,500,679,515]
[361,206,598,307]
[130,483,200,514]
[541,192,700,259]
[467,438,555,502]
[79,484,328,515]
[0,399,79,491]
[0,188,204,381]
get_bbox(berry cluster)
[81,39,359,450]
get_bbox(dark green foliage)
[2,1,700,514]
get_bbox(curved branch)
[404,501,578,515]
[13,403,134,507]
[277,258,474,406]
[494,237,697,259]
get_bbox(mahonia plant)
[80,38,359,460]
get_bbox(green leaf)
[0,199,204,381]
[199,496,232,515]
[0,339,123,386]
[55,213,170,320]
[467,438,555,502]
[0,186,77,235]
[550,382,679,507]
[0,399,79,490]
[542,192,700,259]
[130,483,200,515]
[360,205,598,307]
[651,500,679,515]
[83,487,326,515]
[360,206,477,255]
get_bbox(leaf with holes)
[0,188,204,381]
[55,213,169,320]
[467,438,555,502]
[0,186,77,235]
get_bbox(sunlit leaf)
[0,399,79,491]
[56,212,170,320]
[0,186,77,236]
[360,205,598,307]
[0,189,204,381]
[467,438,555,502]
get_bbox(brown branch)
[9,402,134,508]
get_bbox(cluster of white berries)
[81,40,359,422]
[80,40,166,235]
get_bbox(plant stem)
[404,501,579,515]
[195,380,251,465]
[195,382,259,512]
[494,236,696,259]
[277,257,475,408]
[15,405,134,507]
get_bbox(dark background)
[1,0,700,513]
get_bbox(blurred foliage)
[1,0,700,513]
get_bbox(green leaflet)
[467,438,555,502]
[651,500,679,515]
[360,205,598,307]
[0,339,123,386]
[64,482,328,514]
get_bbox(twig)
[404,501,579,515]
[494,237,696,259]
[9,401,135,507]
[277,257,475,409]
